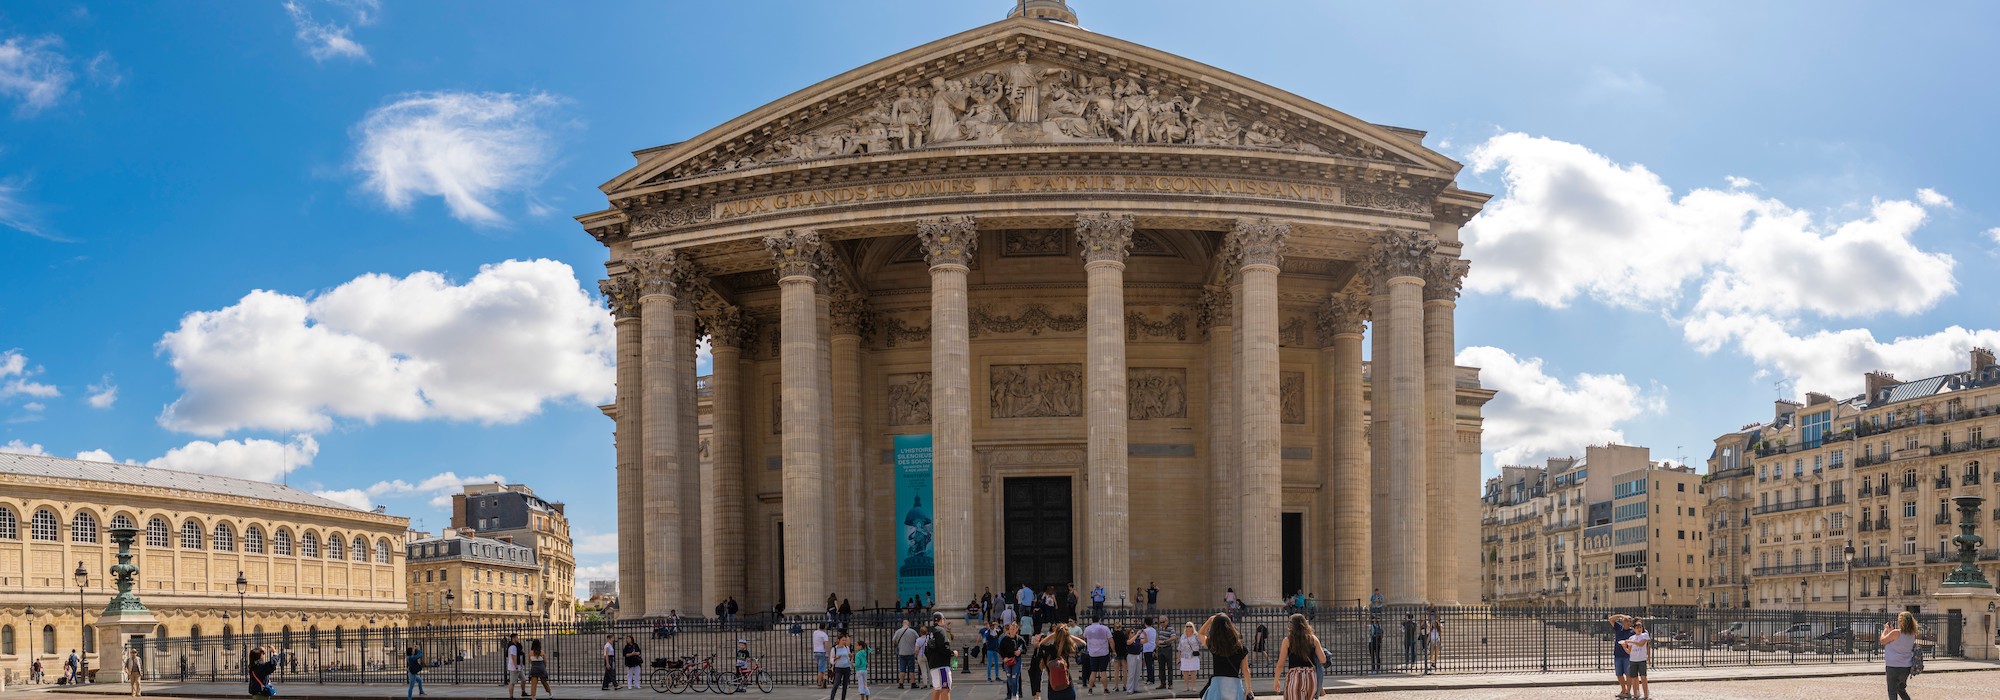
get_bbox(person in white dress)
[1175,622,1202,691]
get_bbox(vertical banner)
[894,433,936,603]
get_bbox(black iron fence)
[127,605,1961,687]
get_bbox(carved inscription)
[888,373,934,426]
[1128,368,1188,420]
[1280,371,1306,424]
[694,175,1346,224]
[989,364,1083,419]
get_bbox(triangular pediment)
[603,17,1461,198]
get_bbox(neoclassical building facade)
[582,1,1493,616]
[0,452,408,681]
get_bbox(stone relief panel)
[770,382,783,434]
[1278,316,1311,348]
[989,363,1083,419]
[888,373,934,426]
[1000,229,1068,257]
[970,303,1087,338]
[1128,368,1188,420]
[1280,371,1306,425]
[1125,309,1189,342]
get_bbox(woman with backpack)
[1881,611,1920,700]
[1041,623,1078,700]
[1273,614,1320,700]
[1198,614,1249,700]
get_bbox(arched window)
[301,532,320,558]
[245,525,265,554]
[0,506,16,540]
[307,625,319,649]
[213,522,235,551]
[180,520,203,549]
[1,624,14,655]
[30,508,59,541]
[154,625,167,651]
[374,539,390,564]
[352,536,367,561]
[43,625,56,654]
[189,625,202,644]
[146,517,170,547]
[280,625,292,649]
[334,625,344,648]
[251,624,264,647]
[274,529,293,556]
[110,513,135,530]
[71,511,99,543]
[326,534,344,560]
[222,624,234,650]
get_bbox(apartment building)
[451,483,577,622]
[1735,349,2000,613]
[1703,430,1755,608]
[1576,445,1707,609]
[1480,465,1551,604]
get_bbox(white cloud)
[1690,197,1953,319]
[20,402,43,412]
[73,448,133,464]
[145,434,319,482]
[0,179,60,240]
[1915,188,1952,208]
[0,439,49,456]
[86,376,117,409]
[1,349,60,399]
[354,91,562,226]
[572,560,619,598]
[359,470,507,508]
[1457,346,1665,467]
[283,1,369,62]
[574,531,617,555]
[1986,227,2000,247]
[0,35,74,115]
[1724,175,1757,190]
[313,488,374,510]
[158,259,615,436]
[1682,315,2000,400]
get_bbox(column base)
[1932,587,2000,661]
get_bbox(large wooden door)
[1003,477,1074,593]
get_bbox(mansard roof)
[599,15,1465,203]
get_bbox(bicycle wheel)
[666,668,691,694]
[689,669,713,694]
[651,668,673,693]
[753,670,772,693]
[709,670,735,695]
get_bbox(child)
[1621,620,1651,700]
[854,640,873,699]
[734,640,753,690]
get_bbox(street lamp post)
[1634,564,1647,615]
[1799,579,1808,609]
[74,561,89,683]
[1843,540,1856,615]
[235,572,249,673]
[1560,574,1572,608]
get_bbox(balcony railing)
[1851,556,1891,569]
[1935,513,1953,525]
[1753,496,1824,515]
[1827,493,1848,506]
[1825,560,1846,572]
[1935,477,1952,489]
[1752,563,1824,576]
[1965,475,1983,486]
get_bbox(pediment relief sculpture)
[655,50,1408,184]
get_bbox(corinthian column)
[1369,284,1389,594]
[1372,231,1436,604]
[630,249,688,617]
[1077,212,1134,603]
[700,304,748,609]
[676,293,704,612]
[1423,256,1468,604]
[599,275,645,619]
[765,230,828,608]
[830,295,870,599]
[1318,291,1370,604]
[1232,218,1288,607]
[919,217,977,609]
[1201,287,1236,600]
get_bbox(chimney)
[1805,392,1832,406]
[1774,400,1800,424]
[1973,347,1996,372]
[1865,371,1902,400]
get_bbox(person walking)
[64,649,78,684]
[1399,614,1417,667]
[894,619,921,689]
[1198,614,1248,700]
[622,635,643,690]
[814,623,833,688]
[925,614,956,700]
[1273,614,1320,700]
[246,647,277,700]
[1882,611,1918,700]
[984,620,1004,682]
[1143,619,1164,689]
[601,635,618,691]
[404,646,426,699]
[1000,622,1025,700]
[1424,621,1441,675]
[1252,625,1269,673]
[1606,614,1634,700]
[1620,621,1649,700]
[504,633,526,698]
[1081,618,1112,693]
[855,640,874,699]
[1120,626,1143,694]
[123,649,144,697]
[1175,622,1201,691]
[1365,618,1382,674]
[1043,625,1078,700]
[526,640,552,699]
[916,625,933,688]
[828,634,855,700]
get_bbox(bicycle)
[715,656,772,694]
[649,655,706,694]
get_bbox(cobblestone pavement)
[1355,668,2000,699]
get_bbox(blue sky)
[3,1,1997,596]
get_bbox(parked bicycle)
[714,656,772,695]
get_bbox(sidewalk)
[11,661,1996,699]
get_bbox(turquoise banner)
[894,434,935,603]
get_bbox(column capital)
[1229,218,1290,269]
[1075,212,1134,266]
[1367,229,1437,283]
[1196,287,1233,335]
[698,301,749,349]
[1316,292,1370,343]
[764,229,825,282]
[1423,256,1470,303]
[630,248,693,299]
[599,275,642,320]
[917,216,978,269]
[830,295,872,337]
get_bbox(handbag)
[1910,647,1926,676]
[253,670,277,696]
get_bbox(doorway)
[1281,512,1304,600]
[1003,477,1074,593]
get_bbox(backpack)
[1048,658,1071,691]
